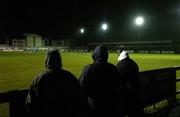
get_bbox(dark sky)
[0,0,180,41]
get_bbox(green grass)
[1,52,180,92]
[1,51,180,116]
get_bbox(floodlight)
[101,23,108,31]
[80,28,84,34]
[135,16,144,26]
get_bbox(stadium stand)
[87,40,176,54]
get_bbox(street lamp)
[134,16,145,52]
[101,23,108,42]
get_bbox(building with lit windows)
[25,34,42,47]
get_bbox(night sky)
[0,0,180,42]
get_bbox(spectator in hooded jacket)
[79,45,124,117]
[26,49,90,117]
[117,50,145,117]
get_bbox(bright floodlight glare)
[80,28,84,34]
[135,16,144,26]
[101,23,108,31]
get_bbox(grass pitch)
[0,51,180,92]
[1,51,180,116]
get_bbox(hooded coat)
[79,45,123,116]
[26,50,90,117]
[116,51,143,116]
[117,52,140,89]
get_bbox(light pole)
[101,23,108,43]
[80,28,85,47]
[134,16,144,51]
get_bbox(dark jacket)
[79,45,123,116]
[117,57,143,116]
[117,57,140,89]
[26,50,90,117]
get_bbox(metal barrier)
[0,66,180,117]
[0,89,28,117]
[140,66,180,108]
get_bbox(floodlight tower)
[134,16,144,51]
[101,23,108,43]
[80,28,85,47]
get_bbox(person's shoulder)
[129,58,138,65]
[107,62,115,66]
[107,62,117,68]
[37,69,53,78]
[61,69,78,81]
[79,64,93,73]
[61,69,73,75]
[121,58,133,65]
[33,69,54,82]
[84,64,92,70]
[107,62,119,71]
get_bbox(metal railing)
[0,66,180,117]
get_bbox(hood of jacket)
[45,49,62,70]
[92,45,108,63]
[118,50,129,61]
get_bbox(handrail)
[172,66,180,70]
[176,79,180,95]
[176,79,180,82]
[0,66,180,117]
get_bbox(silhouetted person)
[26,49,90,117]
[79,45,123,117]
[117,50,145,117]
